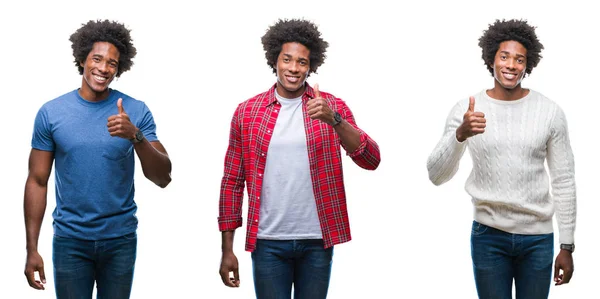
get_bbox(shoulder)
[527,90,564,115]
[40,89,78,110]
[236,88,273,114]
[111,89,151,111]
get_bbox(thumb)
[38,264,46,284]
[234,269,240,286]
[117,98,125,115]
[468,96,475,112]
[314,83,321,99]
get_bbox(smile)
[502,72,518,80]
[285,75,300,83]
[93,74,109,83]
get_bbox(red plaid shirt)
[218,84,380,251]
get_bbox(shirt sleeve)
[137,103,158,142]
[338,100,381,170]
[31,106,55,152]
[426,100,468,185]
[218,104,245,231]
[547,105,576,244]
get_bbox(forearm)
[221,231,235,253]
[334,120,361,153]
[427,131,467,185]
[134,140,172,188]
[24,179,47,253]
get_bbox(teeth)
[503,73,516,79]
[94,75,107,82]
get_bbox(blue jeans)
[52,232,137,299]
[251,239,334,299]
[471,221,553,299]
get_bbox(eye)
[517,59,524,63]
[500,55,507,60]
[282,58,290,63]
[92,57,100,62]
[299,61,307,65]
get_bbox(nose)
[288,61,299,73]
[506,59,516,69]
[97,61,109,73]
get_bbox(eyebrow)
[92,54,119,64]
[499,50,526,58]
[282,53,308,61]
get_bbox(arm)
[426,100,473,185]
[23,149,54,290]
[134,140,171,188]
[306,85,380,170]
[219,231,239,287]
[218,106,245,287]
[107,98,171,188]
[546,106,576,285]
[337,101,380,170]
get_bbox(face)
[275,42,310,99]
[492,40,527,90]
[79,41,120,101]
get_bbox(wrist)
[330,111,342,126]
[560,243,575,253]
[455,129,466,142]
[131,129,144,144]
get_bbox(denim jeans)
[52,232,137,299]
[470,221,553,299]
[251,239,334,299]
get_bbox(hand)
[554,249,574,285]
[456,96,486,142]
[219,251,240,287]
[107,98,138,140]
[24,251,46,290]
[307,84,335,125]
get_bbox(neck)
[78,78,110,102]
[275,82,305,99]
[487,83,528,101]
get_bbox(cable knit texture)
[427,89,576,244]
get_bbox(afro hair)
[69,19,137,78]
[261,19,328,75]
[479,19,544,76]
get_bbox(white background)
[1,0,598,298]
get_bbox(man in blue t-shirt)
[23,20,172,299]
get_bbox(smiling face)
[79,41,120,101]
[492,40,527,90]
[275,42,310,99]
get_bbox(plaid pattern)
[218,83,380,251]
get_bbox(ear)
[79,60,84,67]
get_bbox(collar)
[263,82,317,107]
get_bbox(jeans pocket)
[471,221,489,236]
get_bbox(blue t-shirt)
[31,89,158,240]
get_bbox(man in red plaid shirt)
[218,19,380,299]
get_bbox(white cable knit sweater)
[427,89,576,244]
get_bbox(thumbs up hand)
[107,98,138,140]
[456,96,486,142]
[306,83,335,125]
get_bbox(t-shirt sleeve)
[138,103,158,142]
[31,106,55,151]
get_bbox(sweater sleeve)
[547,106,576,244]
[427,101,468,186]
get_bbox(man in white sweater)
[427,19,576,299]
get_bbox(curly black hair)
[261,19,328,75]
[69,20,137,78]
[478,19,544,76]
